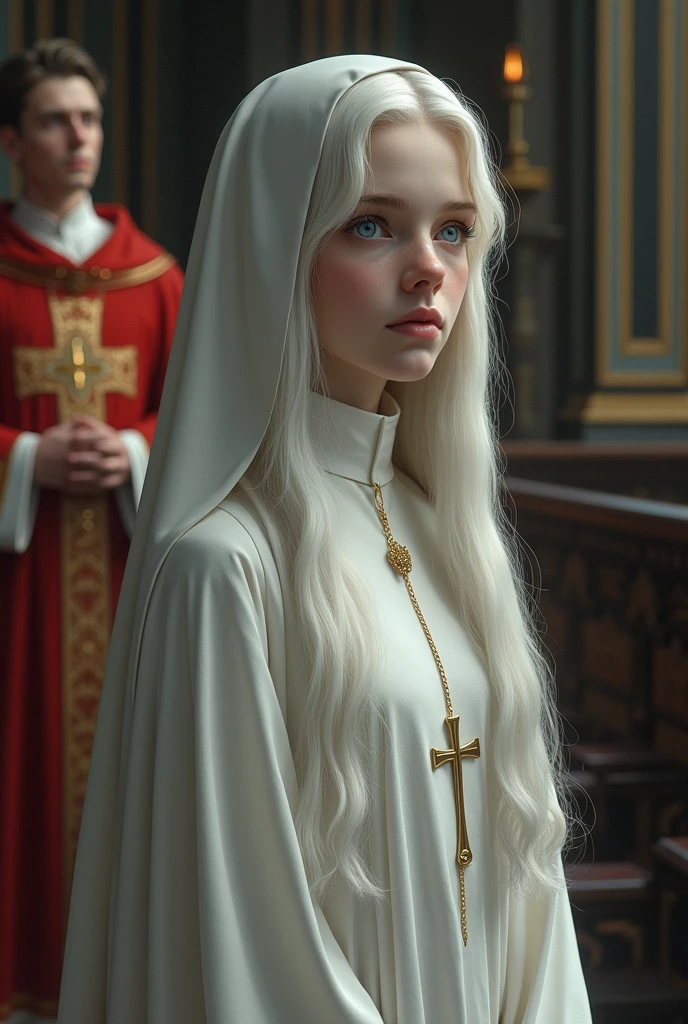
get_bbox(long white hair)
[246,69,568,902]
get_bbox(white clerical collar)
[308,389,399,486]
[11,192,114,264]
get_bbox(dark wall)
[160,0,519,265]
[418,1,514,165]
[156,0,248,264]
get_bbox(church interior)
[0,0,687,1022]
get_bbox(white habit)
[59,391,589,1023]
[57,54,590,1024]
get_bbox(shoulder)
[95,203,184,284]
[161,505,262,584]
[95,203,162,257]
[154,498,277,615]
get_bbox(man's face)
[0,75,103,199]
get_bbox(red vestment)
[0,203,183,1019]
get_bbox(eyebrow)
[359,193,477,215]
[37,107,102,117]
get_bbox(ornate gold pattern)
[372,482,480,946]
[13,295,137,422]
[12,294,136,915]
[0,251,175,293]
[60,494,111,916]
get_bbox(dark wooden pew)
[506,477,688,765]
[507,478,688,1017]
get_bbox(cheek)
[316,254,385,318]
[32,138,63,162]
[444,259,470,308]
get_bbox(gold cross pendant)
[431,715,480,945]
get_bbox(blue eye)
[352,219,383,239]
[438,225,460,243]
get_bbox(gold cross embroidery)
[11,292,140,911]
[431,715,480,870]
[12,294,137,423]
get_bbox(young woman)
[57,55,591,1024]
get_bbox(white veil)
[59,54,426,1013]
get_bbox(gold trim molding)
[596,0,688,387]
[561,391,688,425]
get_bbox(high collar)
[10,192,114,264]
[13,191,96,231]
[308,390,400,487]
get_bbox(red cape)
[0,201,168,270]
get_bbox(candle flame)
[504,44,523,84]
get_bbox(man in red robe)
[0,39,183,1021]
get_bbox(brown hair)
[0,38,107,131]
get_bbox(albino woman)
[58,56,591,1023]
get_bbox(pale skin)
[0,75,131,493]
[313,120,476,414]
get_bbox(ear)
[0,125,22,163]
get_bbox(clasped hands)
[33,414,131,495]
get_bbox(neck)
[20,183,88,220]
[318,349,387,414]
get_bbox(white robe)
[58,390,590,1023]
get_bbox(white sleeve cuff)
[115,429,150,538]
[0,432,41,553]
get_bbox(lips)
[387,307,443,329]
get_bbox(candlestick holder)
[499,44,559,439]
[500,44,550,194]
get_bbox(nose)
[68,117,87,147]
[400,239,446,294]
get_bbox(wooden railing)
[507,478,688,763]
[503,442,688,504]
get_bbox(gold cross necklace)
[372,483,480,946]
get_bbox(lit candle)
[503,44,524,84]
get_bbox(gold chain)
[373,483,453,718]
[459,867,467,946]
[373,482,471,945]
